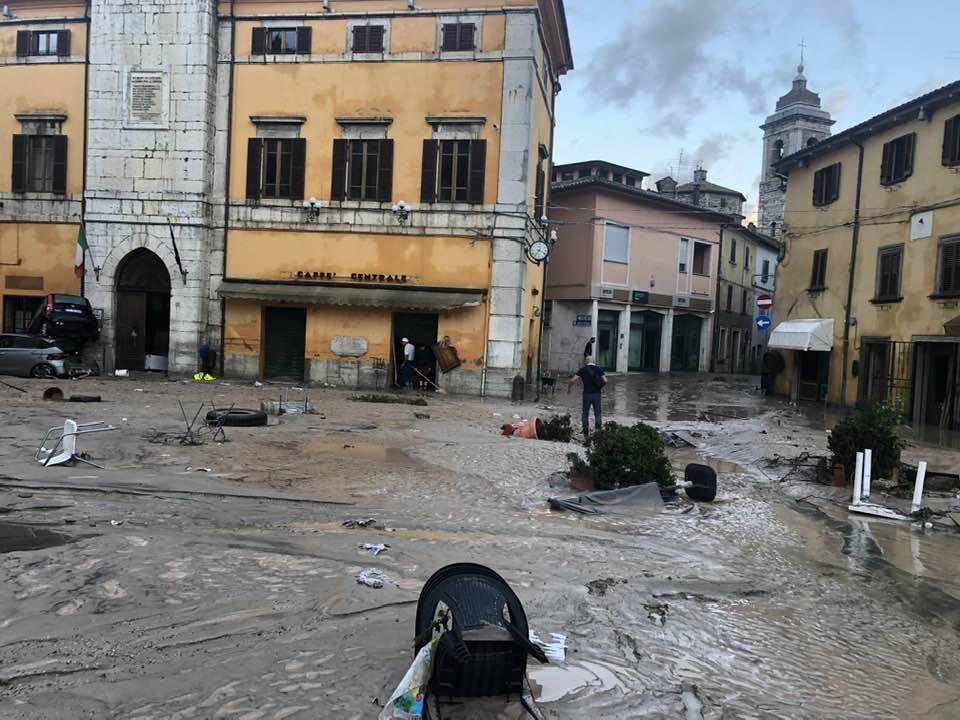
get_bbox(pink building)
[545,160,730,374]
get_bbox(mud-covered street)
[1,374,959,719]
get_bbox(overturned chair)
[413,563,548,719]
[36,419,117,468]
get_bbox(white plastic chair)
[36,419,117,468]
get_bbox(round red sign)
[756,293,773,309]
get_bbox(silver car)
[0,334,70,378]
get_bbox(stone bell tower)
[758,61,834,240]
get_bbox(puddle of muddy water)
[0,522,72,553]
[304,440,418,466]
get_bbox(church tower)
[758,62,834,240]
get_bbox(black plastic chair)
[415,563,547,715]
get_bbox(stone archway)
[114,248,171,371]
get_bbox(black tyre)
[205,408,268,427]
[30,364,55,378]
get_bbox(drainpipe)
[535,83,559,400]
[218,0,236,377]
[839,139,865,408]
[709,224,727,373]
[80,0,91,298]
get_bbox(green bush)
[539,414,573,442]
[828,401,904,482]
[576,422,672,491]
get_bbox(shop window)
[874,245,903,302]
[420,139,486,204]
[251,27,311,55]
[352,25,385,53]
[937,236,960,296]
[880,133,915,185]
[330,139,394,202]
[16,30,70,57]
[245,138,306,200]
[812,162,841,206]
[441,23,475,51]
[810,248,828,290]
[11,135,67,194]
[943,114,960,166]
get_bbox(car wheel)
[30,364,55,378]
[205,408,269,427]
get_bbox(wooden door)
[115,291,146,370]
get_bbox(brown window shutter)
[16,31,30,57]
[534,163,545,220]
[904,133,915,176]
[377,139,394,203]
[441,24,458,51]
[290,138,306,200]
[467,139,486,204]
[371,26,384,52]
[57,30,71,56]
[420,139,438,203]
[330,139,348,200]
[944,117,955,165]
[943,243,958,293]
[245,138,262,200]
[352,26,366,52]
[460,23,475,50]
[296,26,312,54]
[52,135,68,194]
[880,142,891,182]
[251,27,266,55]
[11,135,28,192]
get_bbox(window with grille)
[874,245,903,301]
[943,114,960,167]
[937,237,960,296]
[245,138,306,200]
[441,23,476,51]
[11,135,67,194]
[420,139,486,204]
[880,133,915,185]
[810,248,828,289]
[813,162,841,206]
[330,139,393,202]
[353,25,385,53]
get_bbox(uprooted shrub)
[570,422,672,491]
[538,414,574,442]
[828,401,903,482]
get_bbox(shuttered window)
[352,25,385,53]
[729,237,737,264]
[761,258,770,284]
[11,135,67,194]
[420,139,486,204]
[330,139,393,202]
[874,245,903,301]
[810,248,828,289]
[943,114,960,167]
[812,162,841,206]
[534,162,546,221]
[16,30,70,57]
[441,23,476,51]
[741,288,748,314]
[938,237,960,296]
[726,285,733,311]
[880,133,915,185]
[251,27,311,55]
[245,138,305,200]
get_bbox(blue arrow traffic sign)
[756,315,771,331]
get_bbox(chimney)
[655,176,677,195]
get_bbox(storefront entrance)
[798,351,830,402]
[670,314,702,371]
[628,311,661,371]
[596,309,619,370]
[263,306,306,381]
[392,312,439,387]
[114,249,170,371]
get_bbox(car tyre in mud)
[30,363,55,378]
[205,408,268,427]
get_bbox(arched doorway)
[114,249,171,371]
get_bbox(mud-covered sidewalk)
[1,374,959,719]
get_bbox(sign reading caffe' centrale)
[293,271,409,283]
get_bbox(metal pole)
[852,451,864,506]
[839,139,865,408]
[911,461,927,514]
[862,448,872,499]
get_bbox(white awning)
[769,318,834,351]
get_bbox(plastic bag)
[379,642,434,719]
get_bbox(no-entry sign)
[756,293,773,310]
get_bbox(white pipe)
[862,448,872,499]
[911,461,927,514]
[852,452,864,506]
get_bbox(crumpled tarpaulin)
[548,482,665,515]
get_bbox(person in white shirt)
[401,337,415,387]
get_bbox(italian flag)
[74,224,88,279]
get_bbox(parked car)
[0,334,73,378]
[27,294,100,346]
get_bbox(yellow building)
[770,80,960,429]
[0,1,87,333]
[1,0,571,393]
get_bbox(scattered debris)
[42,387,64,402]
[659,430,695,448]
[253,380,263,387]
[68,395,101,403]
[0,378,27,393]
[353,393,428,407]
[549,483,665,515]
[359,543,389,556]
[586,577,628,596]
[529,630,567,662]
[643,601,669,625]
[186,467,212,473]
[110,520,124,527]
[343,518,382,529]
[414,412,430,419]
[205,408,268,428]
[356,568,392,588]
[114,369,129,377]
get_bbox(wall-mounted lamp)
[548,229,558,245]
[408,0,415,8]
[303,197,321,219]
[540,214,549,227]
[392,200,411,225]
[649,275,656,288]
[322,0,330,10]
[1,5,16,19]
[917,105,929,122]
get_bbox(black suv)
[28,294,100,348]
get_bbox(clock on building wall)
[526,239,550,263]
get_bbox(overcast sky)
[554,0,960,220]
